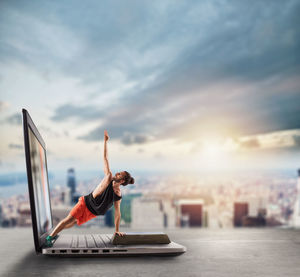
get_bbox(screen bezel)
[22,109,53,253]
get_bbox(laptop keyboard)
[70,234,112,248]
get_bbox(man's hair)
[122,171,135,186]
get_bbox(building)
[176,199,203,227]
[131,198,165,229]
[293,169,300,227]
[71,193,81,204]
[234,202,248,227]
[162,200,176,228]
[61,187,71,206]
[52,205,72,226]
[119,193,142,225]
[67,168,77,204]
[105,208,114,227]
[17,203,32,226]
[242,216,266,227]
[239,195,268,217]
[203,205,221,228]
[0,202,2,226]
[219,210,233,228]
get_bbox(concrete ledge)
[112,232,171,245]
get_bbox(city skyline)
[1,166,299,228]
[1,1,300,174]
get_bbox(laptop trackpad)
[112,232,171,245]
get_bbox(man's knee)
[70,218,77,225]
[63,215,75,225]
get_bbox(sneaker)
[45,235,55,247]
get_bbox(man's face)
[115,171,125,182]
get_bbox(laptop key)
[92,234,105,248]
[98,234,108,247]
[105,234,113,244]
[71,235,78,248]
[53,234,72,248]
[101,234,113,247]
[78,235,86,248]
[86,234,96,248]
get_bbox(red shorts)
[69,196,96,225]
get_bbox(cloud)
[121,133,150,145]
[154,152,163,159]
[239,138,260,149]
[293,135,300,147]
[8,143,23,149]
[5,113,22,125]
[39,126,60,138]
[0,101,10,112]
[86,0,297,146]
[2,0,300,147]
[76,74,300,144]
[51,104,104,122]
[77,121,151,145]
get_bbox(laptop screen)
[28,126,52,236]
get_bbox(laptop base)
[42,233,186,256]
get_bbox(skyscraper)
[177,199,203,227]
[0,202,2,226]
[105,209,114,227]
[293,169,300,227]
[67,168,77,204]
[234,202,248,227]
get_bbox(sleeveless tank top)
[84,180,122,215]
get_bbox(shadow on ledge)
[4,248,180,276]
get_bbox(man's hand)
[103,130,110,175]
[115,231,125,237]
[104,130,109,141]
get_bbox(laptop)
[22,109,186,256]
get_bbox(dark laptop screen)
[28,126,52,236]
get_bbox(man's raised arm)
[103,130,111,175]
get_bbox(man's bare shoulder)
[101,172,112,185]
[92,173,113,198]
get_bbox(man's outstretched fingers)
[104,130,109,140]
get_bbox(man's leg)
[50,214,77,237]
[64,220,77,229]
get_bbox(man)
[45,130,134,247]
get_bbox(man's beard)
[113,176,122,182]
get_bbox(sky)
[0,0,300,174]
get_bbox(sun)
[202,141,222,157]
[197,138,230,170]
